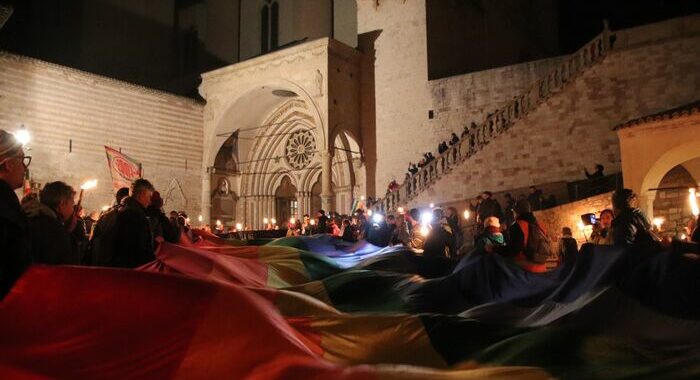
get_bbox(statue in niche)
[216,178,231,196]
[212,177,236,220]
[315,69,323,97]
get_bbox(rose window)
[285,130,316,169]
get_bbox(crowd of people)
[0,130,203,298]
[3,127,699,299]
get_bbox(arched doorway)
[616,102,700,218]
[651,163,699,236]
[275,176,298,224]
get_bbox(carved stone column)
[201,168,211,225]
[320,151,334,212]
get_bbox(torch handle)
[77,189,84,207]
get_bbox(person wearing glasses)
[0,129,32,299]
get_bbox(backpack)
[517,220,552,264]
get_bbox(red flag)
[105,146,142,192]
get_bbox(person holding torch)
[23,181,82,265]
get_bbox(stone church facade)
[1,2,699,229]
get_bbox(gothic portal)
[199,38,367,229]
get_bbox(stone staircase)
[373,24,616,214]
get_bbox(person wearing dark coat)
[558,227,579,268]
[527,186,543,211]
[477,191,503,224]
[316,209,329,234]
[449,133,459,145]
[112,179,156,268]
[0,130,32,299]
[610,189,656,247]
[423,208,456,259]
[145,191,180,244]
[585,164,605,179]
[23,181,81,266]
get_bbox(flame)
[463,210,470,220]
[690,188,699,217]
[80,179,98,190]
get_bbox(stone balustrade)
[373,25,614,214]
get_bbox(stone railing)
[373,24,615,214]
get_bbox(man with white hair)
[0,129,32,298]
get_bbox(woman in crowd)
[591,209,614,245]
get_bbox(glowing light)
[310,219,316,226]
[15,127,30,146]
[681,233,687,240]
[420,225,430,237]
[652,217,664,230]
[290,218,296,224]
[372,213,384,223]
[463,210,470,220]
[690,188,699,217]
[397,207,405,214]
[263,217,269,224]
[420,211,433,225]
[360,196,366,201]
[235,223,242,230]
[185,218,190,225]
[429,203,435,208]
[271,218,277,225]
[198,215,203,222]
[101,205,110,211]
[577,221,586,232]
[80,179,98,190]
[216,219,222,227]
[367,209,373,216]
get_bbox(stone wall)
[427,55,565,153]
[534,192,613,245]
[653,165,697,235]
[356,0,432,193]
[0,52,204,216]
[407,30,700,208]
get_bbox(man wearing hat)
[0,129,32,298]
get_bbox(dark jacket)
[527,191,542,211]
[0,180,32,299]
[423,220,456,259]
[611,208,655,246]
[317,215,329,234]
[23,199,80,266]
[341,224,356,242]
[558,236,579,268]
[113,197,155,268]
[145,206,180,243]
[477,198,503,222]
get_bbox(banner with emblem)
[104,146,142,192]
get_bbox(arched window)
[270,1,279,50]
[261,4,270,53]
[261,0,279,54]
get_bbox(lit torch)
[78,179,98,206]
[690,188,699,217]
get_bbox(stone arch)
[638,140,700,218]
[617,108,700,219]
[206,80,327,168]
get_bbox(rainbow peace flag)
[1,232,698,379]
